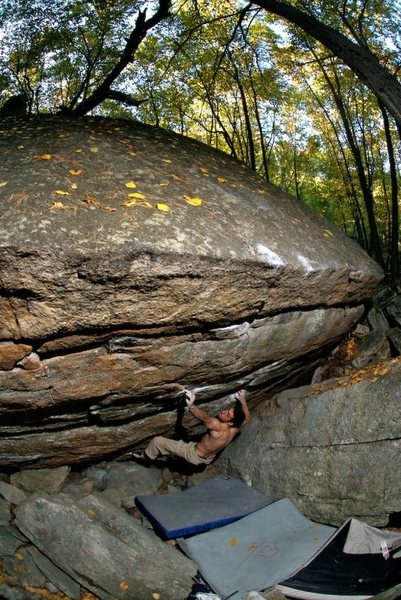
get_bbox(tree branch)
[71,0,171,116]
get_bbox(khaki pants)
[145,436,215,465]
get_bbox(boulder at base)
[15,492,196,600]
[0,115,383,468]
[216,357,401,526]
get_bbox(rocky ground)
[0,285,400,599]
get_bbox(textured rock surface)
[216,356,401,526]
[15,492,196,600]
[0,115,383,468]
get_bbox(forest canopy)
[0,0,400,281]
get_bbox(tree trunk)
[379,101,400,284]
[251,0,401,128]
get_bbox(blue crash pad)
[178,497,335,600]
[135,476,272,539]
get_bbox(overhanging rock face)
[0,115,383,468]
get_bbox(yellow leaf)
[217,177,228,183]
[152,594,160,600]
[124,199,137,207]
[230,183,237,188]
[125,181,137,189]
[55,190,69,196]
[70,183,78,190]
[183,195,203,206]
[143,201,153,208]
[69,169,82,175]
[52,201,65,209]
[128,192,146,199]
[0,181,7,187]
[199,167,209,174]
[156,203,170,212]
[323,229,334,237]
[75,149,83,153]
[14,553,24,561]
[162,158,172,163]
[40,154,52,160]
[159,181,170,187]
[90,147,99,153]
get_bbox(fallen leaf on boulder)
[183,195,203,206]
[156,203,170,212]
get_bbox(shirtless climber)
[133,389,250,466]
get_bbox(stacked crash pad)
[178,497,335,600]
[135,475,272,538]
[135,477,401,600]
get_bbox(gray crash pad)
[135,476,272,538]
[179,498,335,599]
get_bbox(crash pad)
[276,518,401,600]
[135,476,272,539]
[178,497,335,599]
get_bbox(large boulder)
[216,356,401,526]
[0,115,383,468]
[15,492,196,599]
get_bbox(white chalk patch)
[255,243,286,266]
[297,254,314,272]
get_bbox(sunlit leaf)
[52,201,65,208]
[55,190,69,195]
[69,169,82,175]
[40,154,52,160]
[75,149,83,153]
[0,181,7,187]
[70,183,78,190]
[199,167,209,175]
[128,192,146,199]
[162,158,172,163]
[124,199,136,207]
[125,181,137,189]
[323,229,334,237]
[217,177,228,183]
[90,147,99,153]
[156,203,170,212]
[183,195,203,206]
[159,182,169,187]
